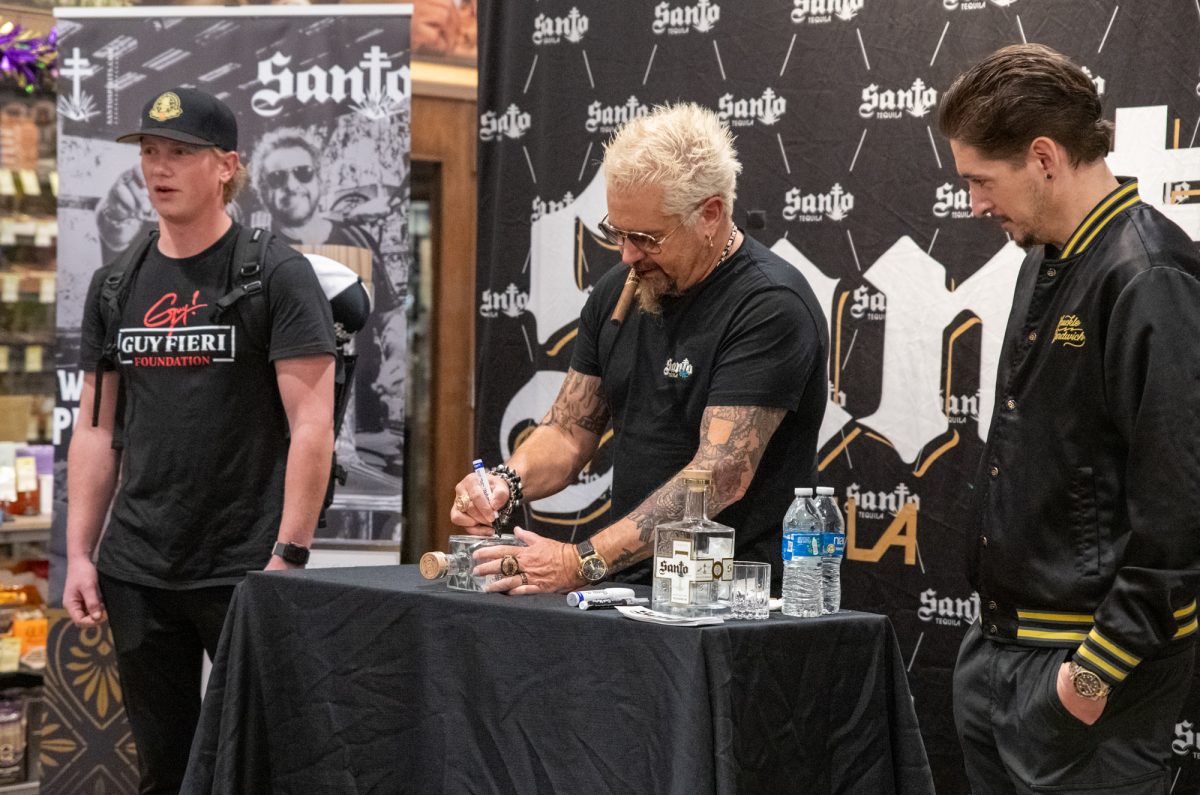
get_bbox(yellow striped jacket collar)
[1056,177,1141,260]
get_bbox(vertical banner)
[52,4,412,595]
[475,1,1200,789]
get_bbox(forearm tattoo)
[627,405,786,546]
[629,480,688,544]
[612,546,649,570]
[541,369,610,436]
[696,405,786,510]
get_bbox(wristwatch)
[575,539,609,584]
[272,541,310,566]
[1068,661,1112,700]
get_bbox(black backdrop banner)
[475,1,1200,789]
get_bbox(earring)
[706,235,713,248]
[1045,174,1052,180]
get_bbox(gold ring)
[454,493,470,512]
[500,555,522,578]
[520,572,529,586]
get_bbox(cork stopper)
[419,551,449,580]
[680,469,712,491]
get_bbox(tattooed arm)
[506,368,612,501]
[470,402,787,592]
[593,403,787,574]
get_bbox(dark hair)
[938,43,1112,166]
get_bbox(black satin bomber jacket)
[970,179,1200,689]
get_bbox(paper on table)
[615,605,725,627]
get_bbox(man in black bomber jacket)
[939,44,1200,794]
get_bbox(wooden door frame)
[411,79,477,557]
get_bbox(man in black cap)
[63,87,337,793]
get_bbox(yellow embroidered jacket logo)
[1052,314,1086,348]
[148,92,183,122]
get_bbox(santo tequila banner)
[475,1,1200,789]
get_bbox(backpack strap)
[91,230,158,427]
[212,226,269,321]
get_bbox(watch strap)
[272,541,310,566]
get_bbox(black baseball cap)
[116,87,237,152]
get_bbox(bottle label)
[0,468,13,504]
[784,532,822,558]
[660,540,695,604]
[822,533,846,559]
[13,458,35,493]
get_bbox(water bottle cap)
[816,487,834,496]
[796,487,813,496]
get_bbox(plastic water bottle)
[782,487,823,617]
[815,486,846,614]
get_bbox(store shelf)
[0,517,48,545]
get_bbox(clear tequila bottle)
[651,470,735,617]
[420,534,523,591]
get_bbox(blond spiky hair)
[602,102,741,223]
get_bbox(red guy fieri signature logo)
[144,291,208,335]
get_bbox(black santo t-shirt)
[79,224,336,588]
[571,234,829,584]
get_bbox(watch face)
[580,556,607,582]
[1072,669,1107,699]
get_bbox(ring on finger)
[454,493,470,512]
[500,554,522,578]
[519,572,529,586]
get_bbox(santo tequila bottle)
[651,470,735,617]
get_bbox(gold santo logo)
[148,92,183,122]
[1052,314,1086,348]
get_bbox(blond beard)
[635,272,678,316]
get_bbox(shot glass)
[731,561,771,620]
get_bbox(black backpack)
[90,225,367,528]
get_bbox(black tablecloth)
[182,565,933,794]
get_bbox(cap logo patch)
[148,92,183,122]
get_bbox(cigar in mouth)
[610,268,640,326]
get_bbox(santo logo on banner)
[792,0,864,24]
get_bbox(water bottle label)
[784,531,822,558]
[822,533,846,558]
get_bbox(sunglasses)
[597,214,687,254]
[265,165,315,189]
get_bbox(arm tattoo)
[619,405,784,547]
[612,546,649,571]
[629,479,688,545]
[695,405,786,512]
[541,369,610,436]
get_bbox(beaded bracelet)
[489,465,524,530]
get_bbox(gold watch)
[1068,661,1111,700]
[575,539,608,584]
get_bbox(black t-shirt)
[79,223,336,588]
[571,234,829,583]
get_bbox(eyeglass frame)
[597,201,707,254]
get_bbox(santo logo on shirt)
[663,357,694,380]
[1052,314,1086,348]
